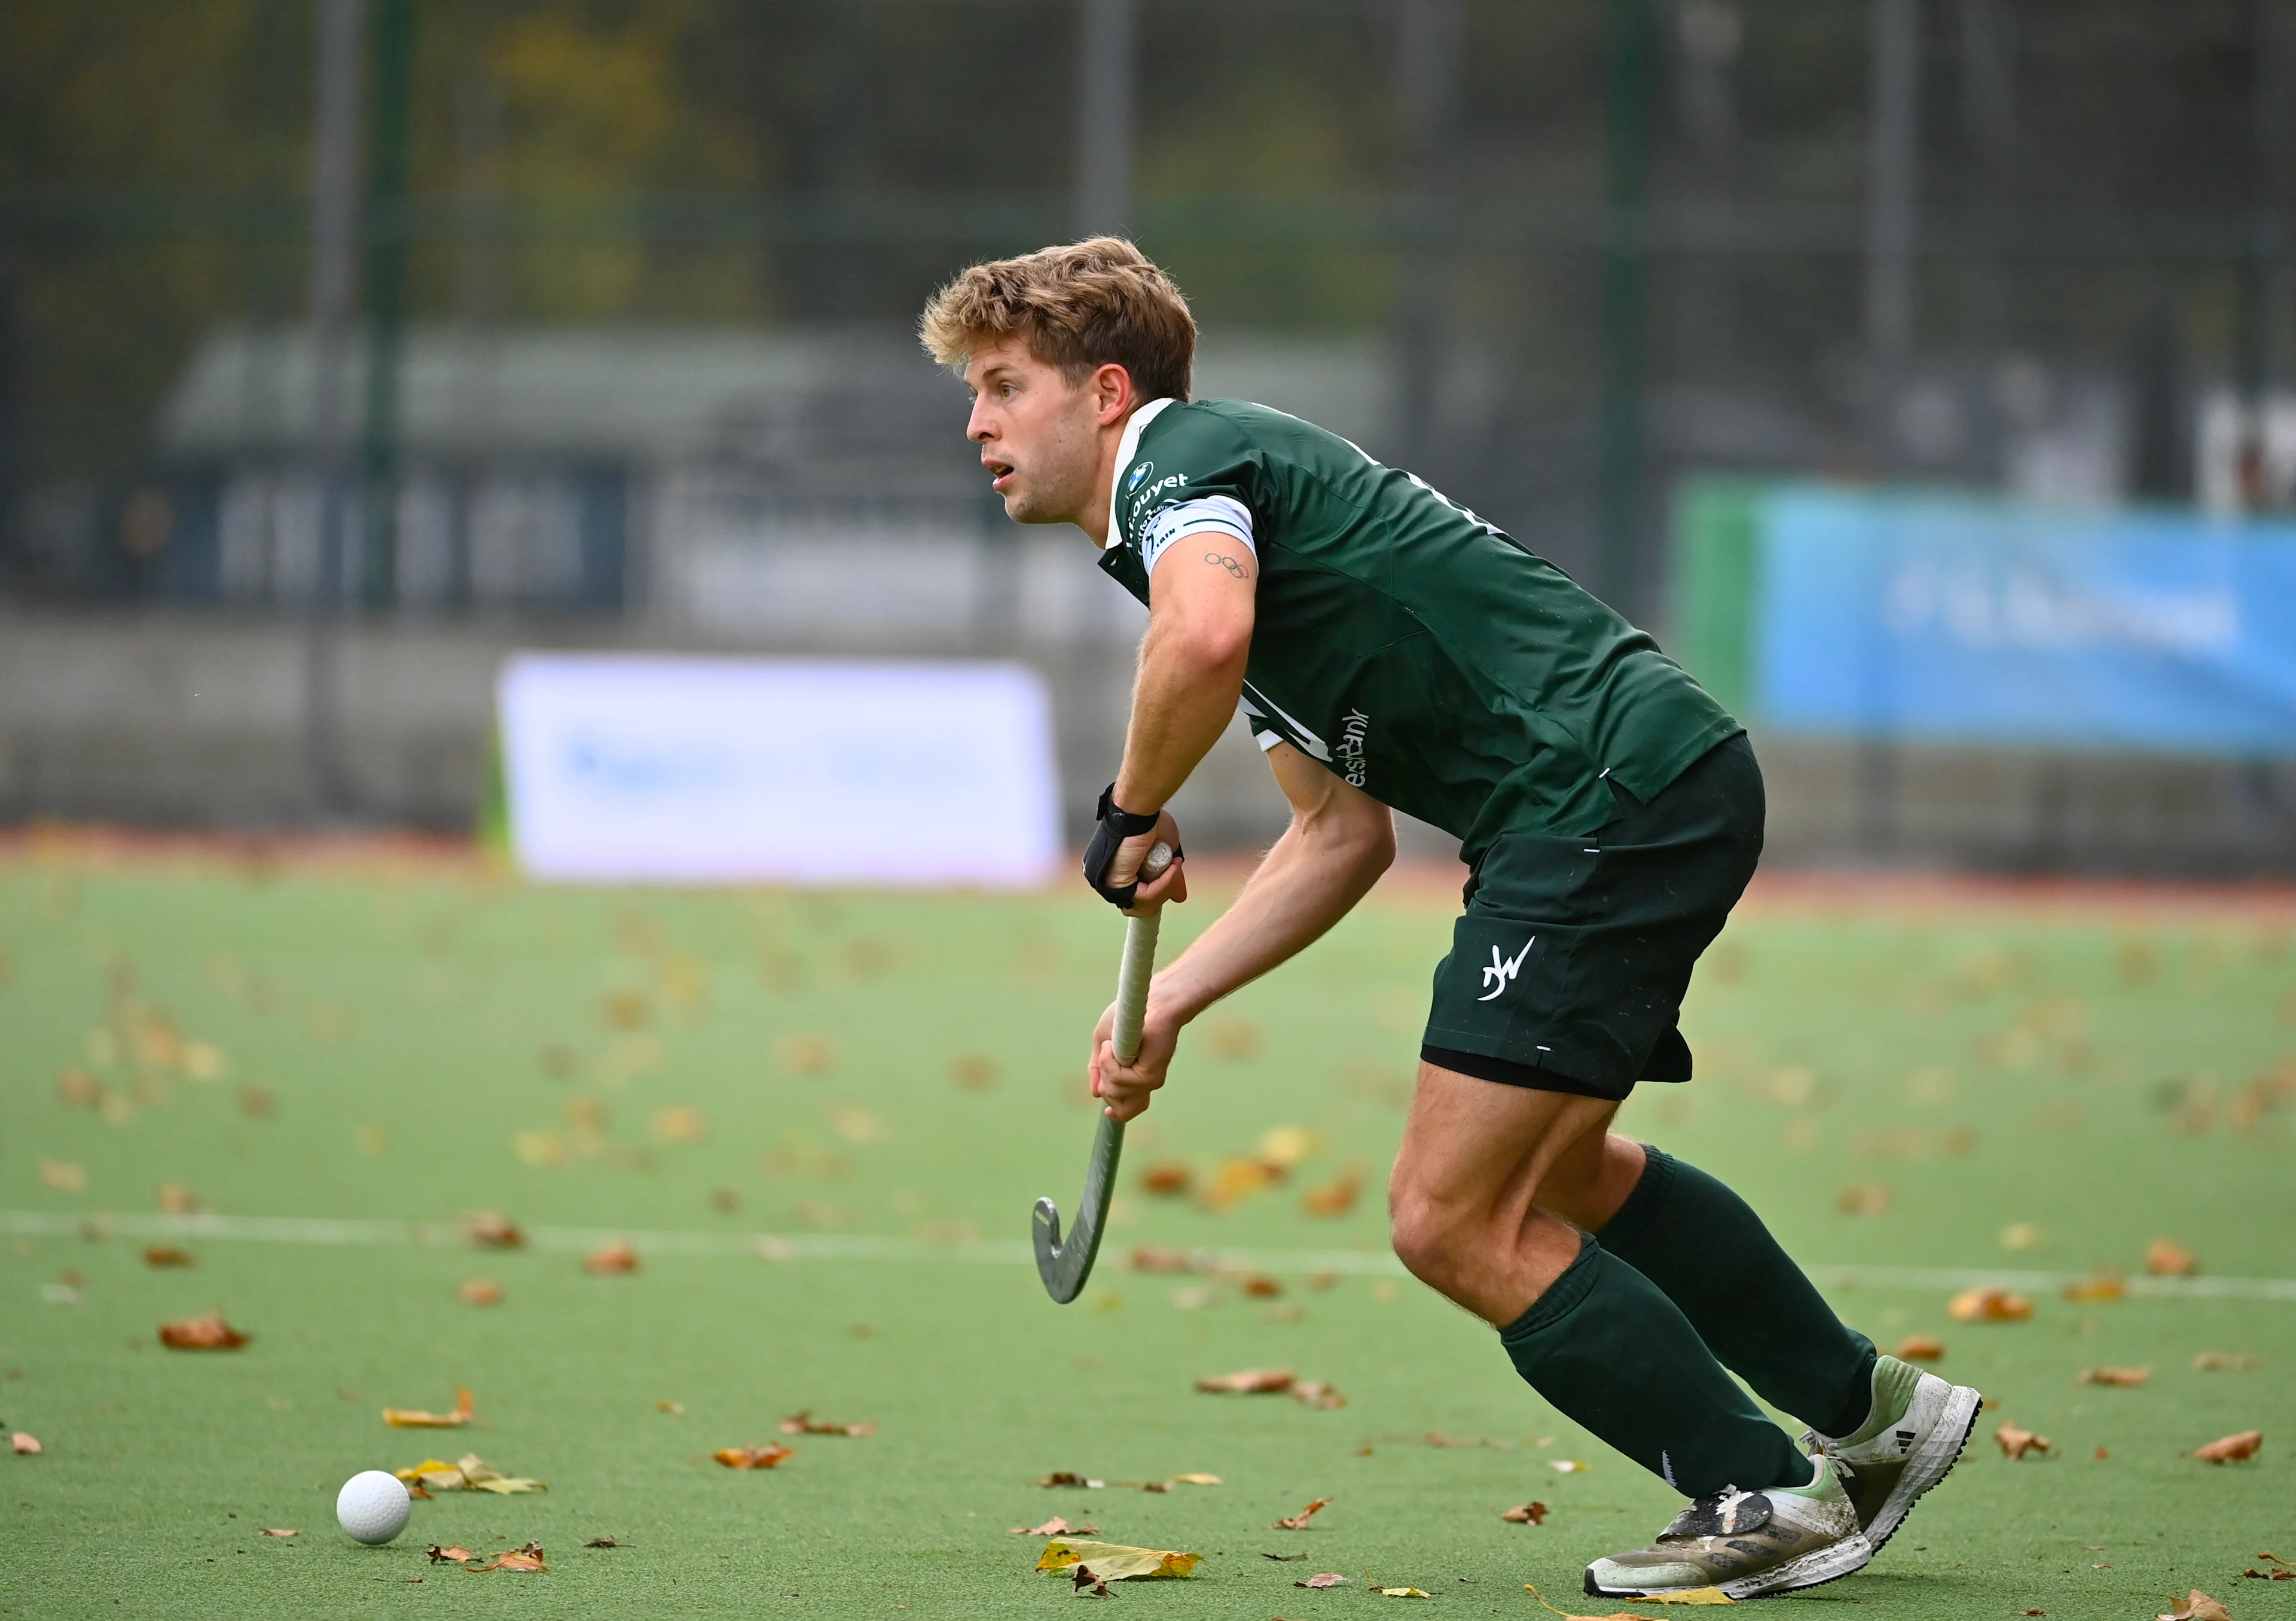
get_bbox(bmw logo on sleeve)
[1126,460,1153,492]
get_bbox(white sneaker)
[1581,1453,1874,1601]
[1804,1353,1982,1552]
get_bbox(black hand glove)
[1082,783,1176,908]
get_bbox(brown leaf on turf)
[11,1433,42,1454]
[1038,1471,1104,1488]
[1196,1366,1294,1394]
[384,1388,475,1428]
[1292,1381,1345,1410]
[583,1240,639,1275]
[2194,1430,2263,1463]
[1242,1274,1284,1298]
[2256,1552,2292,1566]
[1138,1162,1192,1196]
[1128,1244,1202,1274]
[1834,1183,1892,1216]
[2245,1569,2296,1581]
[258,1528,296,1537]
[1012,1518,1097,1536]
[2194,1352,2263,1372]
[2062,1273,2126,1302]
[156,1183,201,1215]
[1949,1287,2033,1323]
[2077,1366,2151,1386]
[1035,1539,1199,1580]
[584,1537,623,1548]
[714,1443,794,1469]
[462,1211,524,1249]
[158,1310,248,1350]
[1302,1171,1361,1217]
[472,1542,547,1573]
[1272,1497,1332,1530]
[1895,1333,1946,1361]
[1377,1588,1431,1598]
[2157,1591,2231,1621]
[427,1545,477,1564]
[1502,1501,1550,1524]
[1297,1572,1350,1588]
[459,1278,503,1306]
[1995,1422,2053,1459]
[2146,1238,2200,1277]
[777,1409,875,1437]
[143,1245,195,1269]
[1165,1473,1221,1486]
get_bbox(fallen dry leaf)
[1196,1367,1294,1394]
[474,1543,547,1573]
[1302,1171,1361,1217]
[1138,1162,1191,1196]
[1549,1458,1590,1473]
[778,1410,875,1437]
[2195,1430,2263,1463]
[1129,1245,1201,1274]
[2157,1591,2230,1621]
[258,1528,296,1537]
[158,1310,248,1350]
[1242,1274,1284,1298]
[463,1212,524,1248]
[1293,1381,1345,1410]
[1995,1423,2053,1460]
[156,1182,201,1214]
[2062,1273,2126,1302]
[1297,1573,1349,1588]
[11,1433,41,1455]
[1834,1183,1891,1216]
[2147,1238,2201,1277]
[1272,1497,1332,1530]
[1378,1588,1431,1598]
[142,1245,195,1269]
[1038,1472,1104,1488]
[2077,1366,2151,1386]
[583,1240,639,1275]
[1165,1473,1221,1486]
[2194,1352,2263,1372]
[427,1545,477,1564]
[1502,1501,1550,1524]
[1036,1538,1200,1581]
[1012,1518,1097,1536]
[1949,1287,2033,1323]
[394,1454,545,1494]
[1895,1333,1946,1361]
[459,1279,503,1307]
[584,1536,623,1548]
[384,1388,475,1428]
[714,1443,794,1469]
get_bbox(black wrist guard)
[1082,783,1169,908]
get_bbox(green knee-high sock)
[1499,1233,1810,1497]
[1599,1146,1877,1439]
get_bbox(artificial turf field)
[1,845,2292,1620]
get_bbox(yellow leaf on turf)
[384,1387,474,1428]
[1378,1587,1432,1598]
[1035,1540,1199,1580]
[2158,1591,2231,1621]
[1526,1578,1733,1616]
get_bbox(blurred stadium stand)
[1,0,2292,873]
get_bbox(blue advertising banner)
[1751,486,2296,755]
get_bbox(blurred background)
[1,0,2292,875]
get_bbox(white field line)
[7,1209,2296,1301]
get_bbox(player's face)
[963,335,1102,525]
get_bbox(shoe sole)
[1587,1531,1879,1604]
[1864,1382,1982,1553]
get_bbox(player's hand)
[1089,996,1180,1122]
[1105,811,1187,915]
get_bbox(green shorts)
[1421,732,1762,1102]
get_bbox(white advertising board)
[498,653,1062,886]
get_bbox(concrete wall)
[2,609,2291,876]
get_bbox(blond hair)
[919,237,1195,402]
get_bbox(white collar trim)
[1099,397,1178,550]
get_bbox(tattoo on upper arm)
[1204,552,1248,578]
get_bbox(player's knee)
[1387,1185,1470,1295]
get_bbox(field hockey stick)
[1032,840,1173,1304]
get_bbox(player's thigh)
[1389,1057,1619,1229]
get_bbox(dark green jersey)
[1098,398,1741,857]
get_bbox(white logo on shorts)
[1478,938,1535,1001]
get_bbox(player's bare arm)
[1090,739,1394,1121]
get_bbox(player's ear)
[1092,362,1134,425]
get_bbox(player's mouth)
[983,456,1015,493]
